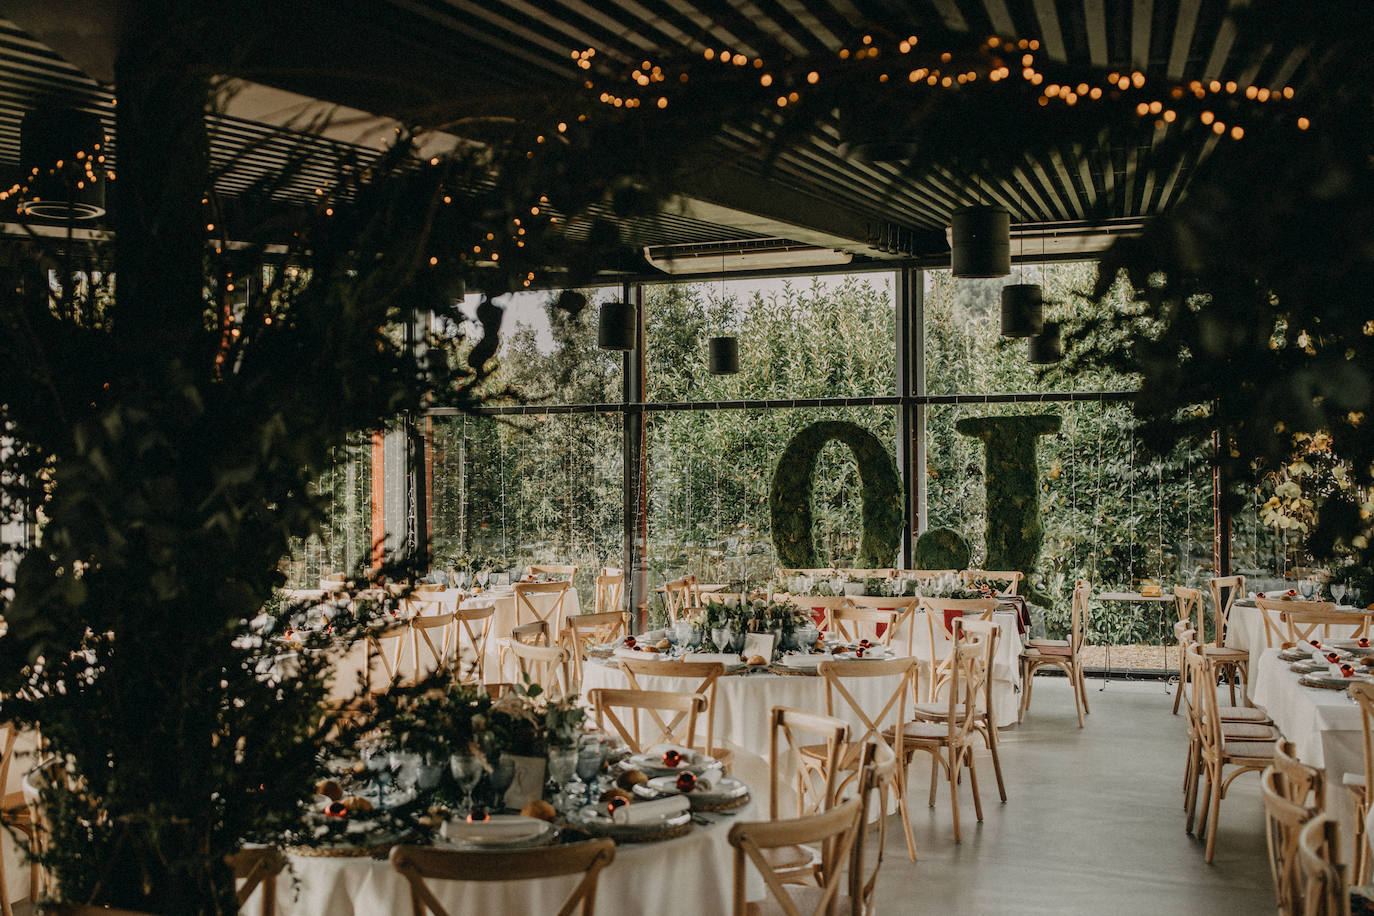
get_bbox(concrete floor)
[872,677,1273,916]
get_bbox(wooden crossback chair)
[411,612,457,683]
[513,580,575,636]
[1261,741,1324,916]
[766,707,850,884]
[1172,587,1204,715]
[816,655,919,861]
[453,605,495,685]
[850,743,897,916]
[727,797,864,916]
[1205,575,1252,703]
[836,568,897,579]
[826,604,900,648]
[620,658,730,765]
[228,847,287,916]
[920,596,998,703]
[588,688,706,755]
[1185,645,1278,863]
[527,564,579,581]
[1020,582,1090,727]
[564,611,629,687]
[777,568,841,579]
[961,569,1023,595]
[953,618,1007,803]
[511,619,551,646]
[896,637,987,845]
[1281,602,1363,647]
[391,837,616,916]
[593,573,624,615]
[898,569,956,583]
[839,596,919,655]
[1348,681,1374,883]
[1297,815,1350,916]
[510,641,571,700]
[662,575,701,623]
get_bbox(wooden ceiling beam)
[1082,0,1108,68]
[1031,0,1069,61]
[1131,0,1154,70]
[1166,0,1202,80]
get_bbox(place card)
[742,632,775,662]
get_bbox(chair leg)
[1077,662,1091,715]
[966,748,984,823]
[896,763,918,863]
[928,755,939,807]
[946,752,962,844]
[1190,767,1210,837]
[984,722,1007,803]
[1067,663,1084,728]
[1225,665,1237,707]
[1172,646,1185,715]
[1204,770,1223,863]
[1352,791,1369,885]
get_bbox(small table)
[1095,591,1177,690]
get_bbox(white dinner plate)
[441,814,555,846]
[625,748,723,777]
[634,775,750,805]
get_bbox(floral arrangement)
[695,598,811,636]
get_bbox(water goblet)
[575,739,606,805]
[449,753,485,814]
[362,743,392,807]
[1333,583,1349,606]
[547,746,579,813]
[1300,578,1317,601]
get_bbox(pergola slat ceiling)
[0,1,1302,260]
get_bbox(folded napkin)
[614,646,662,661]
[442,814,547,843]
[611,795,690,825]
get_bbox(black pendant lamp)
[708,336,739,375]
[1027,321,1063,364]
[597,300,635,350]
[1000,283,1044,337]
[950,205,1010,278]
[18,105,107,220]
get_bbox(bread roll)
[315,779,343,801]
[521,799,557,821]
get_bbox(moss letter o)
[769,421,904,569]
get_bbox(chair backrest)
[513,580,575,635]
[1297,815,1350,916]
[1253,598,1296,650]
[940,638,987,744]
[770,706,849,819]
[510,641,571,699]
[228,846,287,916]
[836,568,897,579]
[411,612,457,681]
[1273,737,1325,809]
[564,611,629,686]
[620,658,725,756]
[728,797,864,916]
[662,575,700,623]
[527,564,579,581]
[826,604,900,648]
[916,596,998,641]
[961,569,1023,595]
[1280,602,1360,645]
[594,573,624,614]
[511,619,551,647]
[367,621,413,691]
[817,656,916,776]
[390,837,616,916]
[841,595,919,654]
[957,617,1002,723]
[453,605,495,684]
[1206,574,1246,648]
[1185,645,1226,757]
[850,743,896,916]
[587,688,706,755]
[777,568,841,579]
[0,722,20,800]
[1174,586,1202,632]
[1260,765,1317,916]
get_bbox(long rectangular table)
[1252,648,1364,863]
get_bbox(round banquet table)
[275,799,759,916]
[1227,600,1374,699]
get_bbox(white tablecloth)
[1227,604,1368,699]
[907,610,1023,727]
[276,801,758,915]
[1252,648,1363,863]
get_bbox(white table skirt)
[276,800,758,916]
[1252,649,1363,863]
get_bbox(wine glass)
[547,747,579,813]
[476,569,490,590]
[713,625,735,654]
[449,754,485,814]
[575,738,606,805]
[1333,582,1349,606]
[486,754,516,810]
[1300,578,1317,601]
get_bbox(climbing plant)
[769,421,903,569]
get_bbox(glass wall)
[281,431,374,587]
